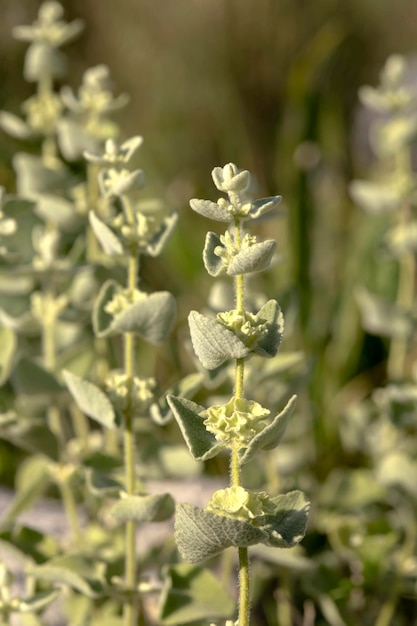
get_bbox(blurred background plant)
[1,1,417,625]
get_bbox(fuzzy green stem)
[234,218,246,399]
[38,73,53,97]
[123,245,139,626]
[233,215,251,626]
[38,73,57,166]
[235,358,245,400]
[238,547,250,626]
[230,440,241,488]
[234,218,245,314]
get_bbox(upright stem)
[38,73,57,166]
[234,220,246,400]
[233,216,251,626]
[238,547,250,626]
[123,240,139,626]
[387,149,415,380]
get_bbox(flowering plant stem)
[123,244,139,626]
[233,217,250,626]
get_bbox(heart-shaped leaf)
[63,370,117,429]
[255,299,284,358]
[111,291,176,344]
[89,211,124,256]
[175,503,267,562]
[167,395,224,461]
[190,199,232,222]
[111,493,175,524]
[239,395,297,464]
[259,491,310,548]
[188,311,249,369]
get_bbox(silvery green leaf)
[159,564,234,625]
[356,287,413,338]
[0,111,35,139]
[212,164,251,193]
[239,395,297,464]
[98,168,145,198]
[166,395,224,461]
[249,196,282,220]
[13,153,74,197]
[203,232,226,276]
[120,136,143,162]
[102,92,130,113]
[385,221,417,256]
[111,493,175,524]
[228,240,277,275]
[259,491,310,548]
[89,211,124,256]
[175,503,267,562]
[63,369,117,429]
[112,291,176,344]
[145,211,178,257]
[188,311,249,369]
[189,199,232,222]
[92,279,120,337]
[57,117,100,161]
[54,18,85,47]
[24,43,67,81]
[0,197,40,263]
[56,19,85,47]
[349,180,400,214]
[35,194,79,230]
[255,299,284,357]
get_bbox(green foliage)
[1,2,417,626]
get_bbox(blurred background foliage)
[1,1,417,625]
